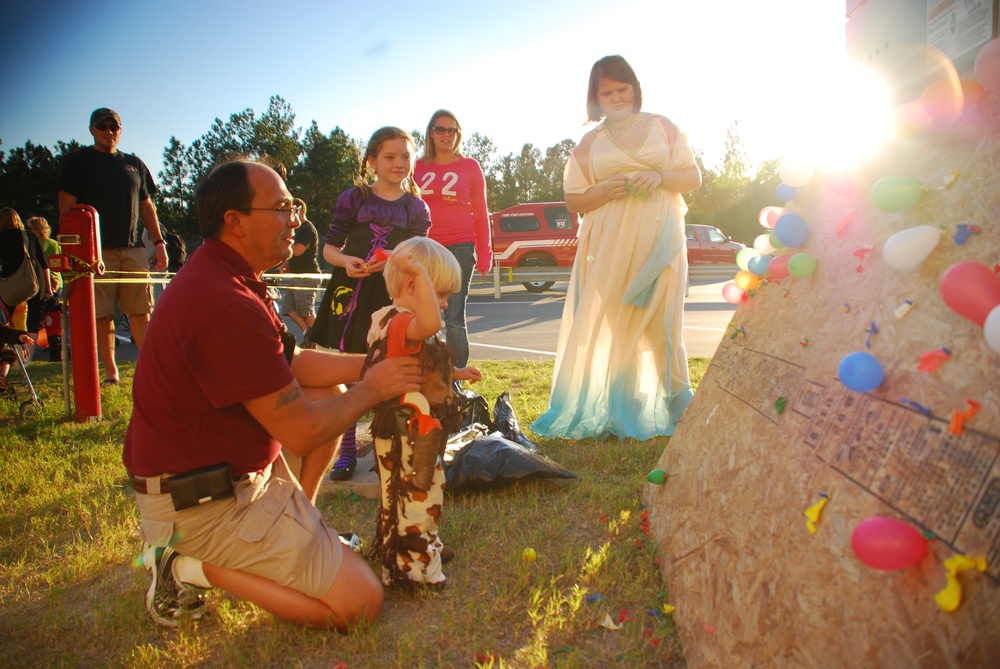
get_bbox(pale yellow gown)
[531,115,694,440]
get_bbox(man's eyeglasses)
[247,204,303,220]
[432,126,458,136]
[95,123,121,132]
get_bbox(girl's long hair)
[357,127,419,199]
[0,207,24,232]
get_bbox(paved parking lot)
[462,268,736,361]
[114,267,737,363]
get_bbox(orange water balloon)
[734,270,762,291]
[921,77,964,120]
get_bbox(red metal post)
[56,205,104,422]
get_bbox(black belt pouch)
[168,464,235,511]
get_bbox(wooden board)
[644,93,1000,667]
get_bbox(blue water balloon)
[838,351,885,392]
[747,254,771,276]
[776,183,797,202]
[773,213,809,248]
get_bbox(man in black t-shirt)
[279,198,322,342]
[57,108,168,386]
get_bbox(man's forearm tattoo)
[275,386,303,409]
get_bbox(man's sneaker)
[145,546,209,628]
[339,532,363,552]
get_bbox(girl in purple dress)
[308,127,431,480]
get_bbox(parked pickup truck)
[491,202,579,292]
[686,224,745,264]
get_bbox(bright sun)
[783,61,895,173]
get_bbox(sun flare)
[783,61,895,173]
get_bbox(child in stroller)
[1,321,33,397]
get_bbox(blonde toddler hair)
[384,237,461,299]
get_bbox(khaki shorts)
[133,455,343,600]
[95,247,154,318]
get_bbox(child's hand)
[343,256,370,278]
[453,366,482,383]
[390,253,425,277]
[17,334,33,346]
[365,245,392,273]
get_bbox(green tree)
[491,154,519,211]
[157,136,195,237]
[754,158,780,185]
[156,96,310,240]
[0,141,62,225]
[254,96,302,175]
[705,154,784,247]
[689,122,758,241]
[513,144,543,203]
[716,121,750,192]
[288,123,361,243]
[188,95,301,182]
[684,150,718,224]
[463,132,499,207]
[410,129,425,157]
[536,139,575,202]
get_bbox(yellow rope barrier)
[79,270,330,290]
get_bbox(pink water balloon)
[758,206,784,229]
[824,172,857,198]
[768,254,791,280]
[721,282,746,304]
[892,100,934,138]
[974,37,1000,94]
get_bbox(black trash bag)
[490,391,536,451]
[445,433,577,494]
[455,384,490,429]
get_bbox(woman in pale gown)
[531,55,702,441]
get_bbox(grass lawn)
[0,357,709,668]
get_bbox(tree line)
[0,96,784,249]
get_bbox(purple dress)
[309,187,431,353]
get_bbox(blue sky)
[1,0,846,178]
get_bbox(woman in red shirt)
[413,110,493,368]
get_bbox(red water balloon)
[851,516,928,570]
[940,261,1000,327]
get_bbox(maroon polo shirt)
[123,238,295,478]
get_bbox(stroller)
[0,303,43,417]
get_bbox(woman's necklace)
[603,113,641,133]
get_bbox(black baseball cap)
[90,108,121,127]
